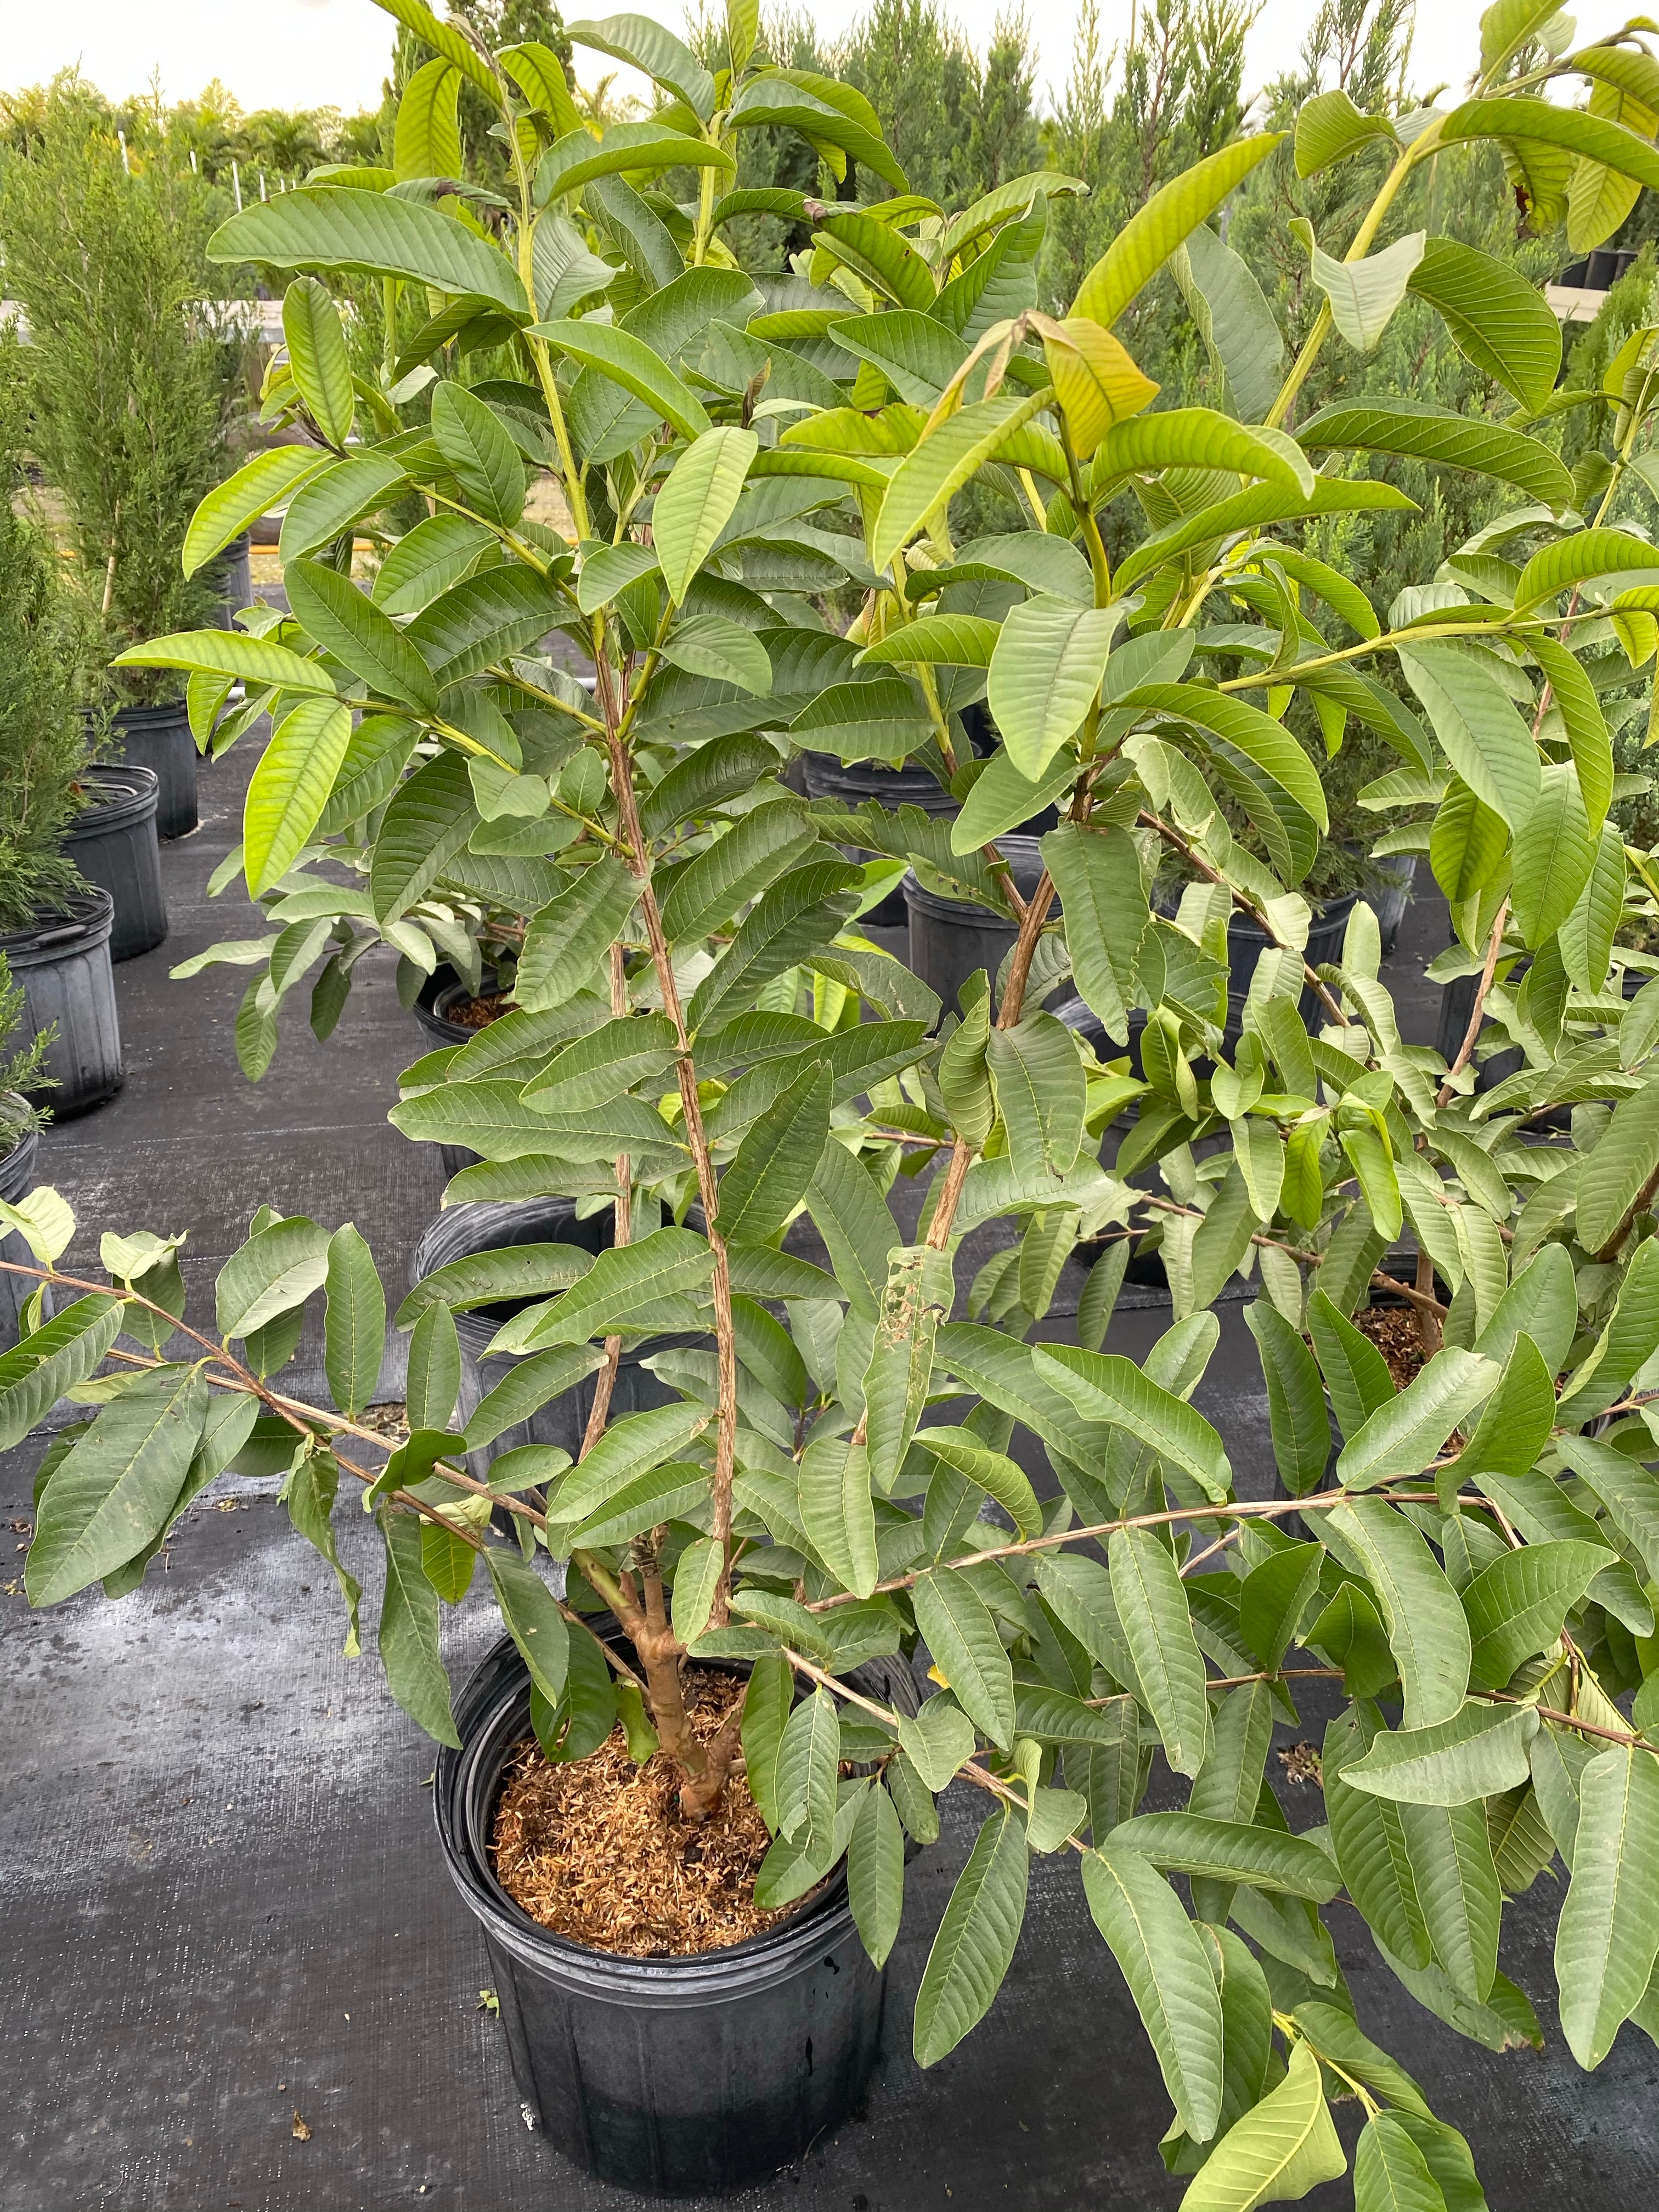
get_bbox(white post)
[232,159,242,211]
[259,170,267,202]
[117,129,129,173]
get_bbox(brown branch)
[1436,898,1509,1107]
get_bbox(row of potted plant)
[12,1,1659,2203]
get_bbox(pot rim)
[0,887,116,956]
[435,1630,906,2004]
[65,763,162,834]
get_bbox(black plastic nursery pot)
[410,1197,703,1469]
[208,532,252,627]
[114,697,198,840]
[1,891,123,1118]
[904,834,1050,1018]
[436,1627,920,2195]
[802,755,958,926]
[1216,891,1358,1028]
[410,966,507,1181]
[1362,853,1417,956]
[63,765,167,962]
[0,1115,43,1351]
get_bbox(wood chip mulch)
[445,991,512,1030]
[1353,1302,1427,1391]
[491,1669,792,1957]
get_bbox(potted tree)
[0,81,230,838]
[0,397,125,1114]
[17,3,1659,2203]
[0,951,54,1350]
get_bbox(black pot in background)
[904,834,1050,1020]
[1362,854,1417,956]
[436,1627,920,2195]
[63,765,167,962]
[803,755,958,927]
[114,698,198,840]
[1215,892,1358,1028]
[1,893,123,1119]
[409,1197,703,1470]
[207,532,252,627]
[410,966,505,1182]
[0,1114,46,1351]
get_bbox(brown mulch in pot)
[445,991,513,1030]
[490,1668,792,1957]
[1353,1301,1428,1391]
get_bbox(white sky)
[0,1,1634,121]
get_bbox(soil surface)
[1355,1300,1428,1390]
[492,1669,788,1957]
[445,991,512,1030]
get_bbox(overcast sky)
[2,1,1634,122]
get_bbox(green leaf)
[515,858,639,1014]
[215,1217,330,1339]
[1096,410,1313,498]
[1555,1744,1659,2067]
[1036,1344,1233,1500]
[0,1295,124,1454]
[986,598,1119,779]
[1408,235,1561,413]
[405,1301,461,1431]
[1073,133,1282,328]
[1126,682,1329,831]
[1510,761,1593,950]
[1108,1813,1341,1901]
[567,17,715,113]
[1297,398,1574,507]
[1244,1303,1330,1497]
[670,1534,723,1645]
[1443,91,1659,197]
[521,1013,678,1113]
[740,1651,792,1830]
[1324,1703,1432,1968]
[1178,2038,1345,2212]
[988,1015,1086,1181]
[405,564,556,687]
[871,391,1046,570]
[431,381,525,529]
[1107,1526,1212,1778]
[393,54,462,181]
[1344,1701,1540,1805]
[774,1686,841,1862]
[640,732,782,839]
[1310,229,1425,352]
[486,1547,570,1706]
[913,1427,1041,1541]
[687,859,860,1031]
[798,1434,879,1599]
[660,803,819,944]
[1040,822,1146,1037]
[209,186,526,313]
[848,1779,905,1968]
[370,751,478,925]
[507,1227,714,1351]
[462,1345,604,1451]
[377,1512,460,1745]
[655,426,759,604]
[1573,1077,1659,1254]
[1082,1846,1225,2140]
[1327,1499,1471,1729]
[287,1447,362,1653]
[1353,2112,1448,2212]
[1464,1541,1613,1692]
[860,611,1001,669]
[1294,88,1399,178]
[1239,1547,1324,1674]
[182,446,331,578]
[1396,641,1541,834]
[25,1365,210,1606]
[1335,1348,1497,1492]
[912,1566,1014,1748]
[717,1059,832,1245]
[111,629,335,695]
[285,558,438,713]
[531,318,711,442]
[914,1807,1029,2065]
[324,1225,386,1418]
[283,275,355,446]
[1171,221,1284,425]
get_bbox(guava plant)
[14,2,1659,2204]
